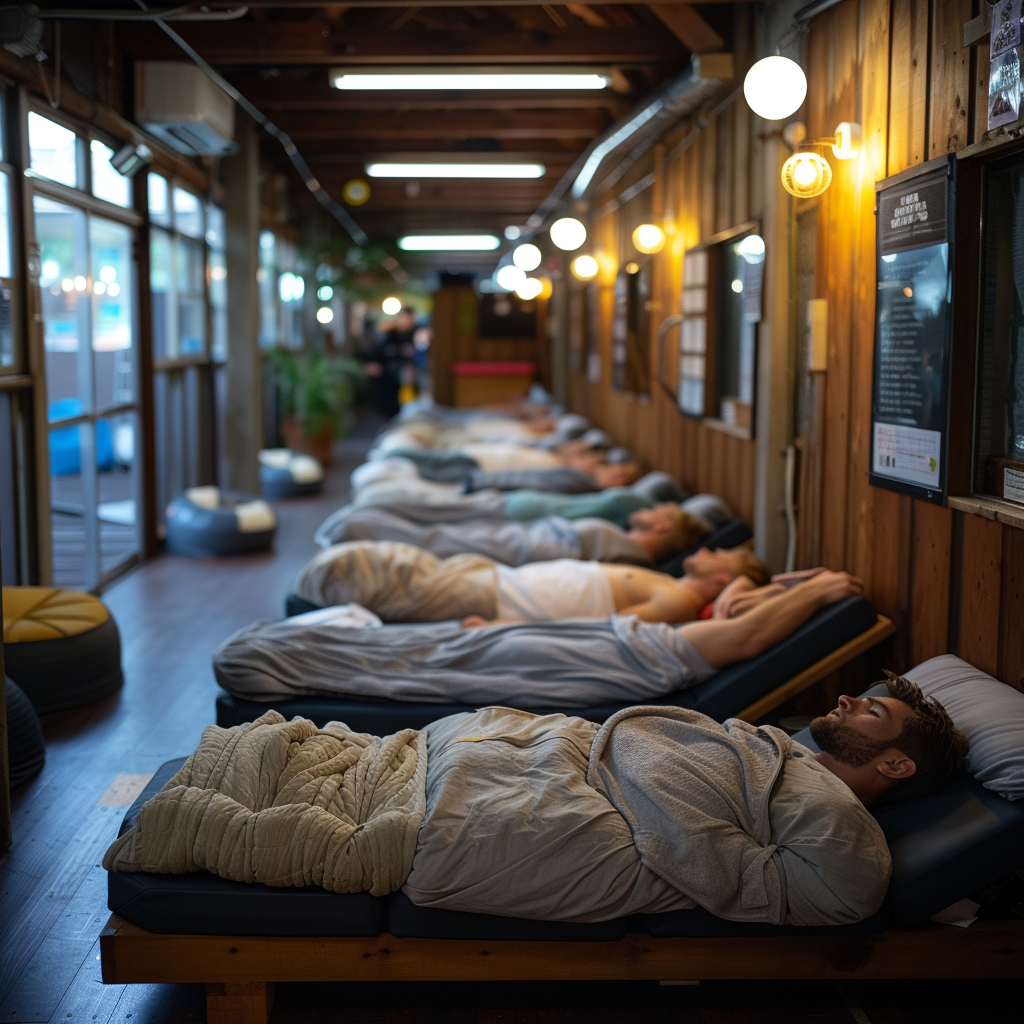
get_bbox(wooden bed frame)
[100,917,1024,1023]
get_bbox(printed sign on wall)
[870,156,954,504]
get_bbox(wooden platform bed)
[99,917,1024,1023]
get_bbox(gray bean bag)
[166,487,277,557]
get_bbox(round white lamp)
[381,296,402,315]
[571,254,599,280]
[512,243,542,271]
[632,223,666,255]
[549,217,587,251]
[515,278,544,300]
[743,56,807,121]
[495,264,527,292]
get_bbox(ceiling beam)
[197,1,753,6]
[647,4,724,53]
[121,25,687,64]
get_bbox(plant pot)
[282,416,335,467]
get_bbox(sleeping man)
[112,571,968,928]
[220,565,833,708]
[313,498,721,567]
[291,538,769,624]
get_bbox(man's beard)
[809,715,890,768]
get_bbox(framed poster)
[611,260,652,394]
[870,154,955,503]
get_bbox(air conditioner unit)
[136,62,237,158]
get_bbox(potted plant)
[268,351,365,465]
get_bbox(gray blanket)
[213,614,715,706]
[313,504,652,565]
[403,707,891,925]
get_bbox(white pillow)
[902,655,1024,801]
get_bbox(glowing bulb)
[549,217,587,251]
[731,279,743,293]
[632,223,665,255]
[571,254,599,280]
[99,265,117,283]
[515,278,544,300]
[342,179,371,206]
[317,285,334,301]
[495,265,526,292]
[743,56,807,121]
[74,276,87,291]
[625,262,639,275]
[382,296,402,315]
[41,259,59,281]
[61,279,73,292]
[94,281,106,295]
[831,122,862,160]
[317,306,335,323]
[781,151,832,198]
[736,234,766,263]
[512,243,542,271]
[107,283,120,297]
[504,225,521,240]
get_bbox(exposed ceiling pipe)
[36,6,250,20]
[525,58,725,235]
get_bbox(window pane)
[208,205,227,362]
[29,113,78,188]
[0,171,13,367]
[258,231,277,346]
[91,140,130,207]
[91,218,135,408]
[35,195,89,413]
[177,237,206,355]
[98,411,139,578]
[150,227,172,359]
[173,187,203,239]
[149,173,170,226]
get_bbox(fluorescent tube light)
[367,163,545,179]
[398,235,500,251]
[332,72,610,91]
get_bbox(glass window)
[90,140,130,208]
[150,227,172,359]
[148,173,170,226]
[173,187,203,239]
[978,155,1024,504]
[258,230,277,347]
[177,237,206,355]
[678,249,708,417]
[0,170,13,367]
[207,204,227,362]
[90,218,134,408]
[29,113,79,188]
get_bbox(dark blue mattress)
[217,595,881,733]
[108,753,1024,937]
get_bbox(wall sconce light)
[781,151,832,198]
[625,262,640,275]
[743,56,807,121]
[571,254,599,280]
[632,223,666,255]
[780,122,859,198]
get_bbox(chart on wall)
[870,156,954,504]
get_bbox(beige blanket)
[294,540,500,622]
[102,711,426,895]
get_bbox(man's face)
[809,695,914,767]
[681,546,744,579]
[629,504,681,534]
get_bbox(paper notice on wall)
[872,423,942,488]
[992,0,1022,58]
[1005,467,1024,503]
[989,43,1024,130]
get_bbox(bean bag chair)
[5,677,45,787]
[259,449,324,498]
[2,586,123,713]
[165,486,276,557]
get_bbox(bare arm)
[676,571,863,669]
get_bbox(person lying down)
[313,496,728,567]
[104,667,967,926]
[217,568,849,706]
[293,539,768,625]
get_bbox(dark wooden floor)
[1,418,1020,1022]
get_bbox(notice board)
[870,154,955,503]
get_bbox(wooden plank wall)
[562,0,1024,689]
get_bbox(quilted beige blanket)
[102,711,426,895]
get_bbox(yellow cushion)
[2,586,110,643]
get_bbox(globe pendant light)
[549,217,587,251]
[571,254,599,280]
[632,223,666,254]
[781,151,832,198]
[743,56,807,121]
[512,243,542,271]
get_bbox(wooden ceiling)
[108,2,748,271]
